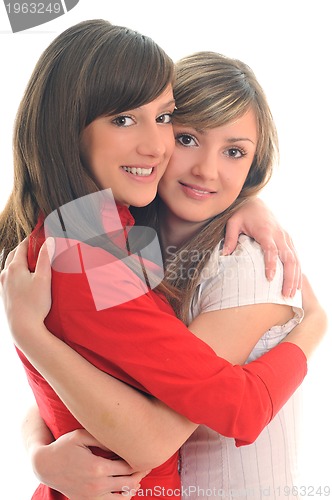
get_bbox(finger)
[71,428,115,453]
[297,268,303,291]
[260,241,278,282]
[277,244,297,297]
[250,229,279,281]
[103,459,136,477]
[3,240,26,270]
[280,256,296,297]
[111,493,135,499]
[261,229,296,296]
[106,472,144,492]
[277,235,300,297]
[284,234,302,292]
[223,219,241,255]
[5,239,29,269]
[3,249,16,270]
[35,238,53,278]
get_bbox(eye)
[176,133,198,147]
[156,113,173,124]
[112,115,135,127]
[224,147,246,158]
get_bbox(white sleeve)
[196,235,303,319]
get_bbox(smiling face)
[157,108,258,225]
[80,85,175,207]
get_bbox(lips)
[179,182,216,194]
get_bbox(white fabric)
[181,235,303,499]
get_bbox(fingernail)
[267,269,275,281]
[222,245,230,256]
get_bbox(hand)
[0,238,52,341]
[224,198,301,297]
[31,429,148,499]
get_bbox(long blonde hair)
[134,51,279,323]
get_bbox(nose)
[137,122,168,158]
[191,150,219,180]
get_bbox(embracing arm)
[280,274,327,357]
[2,242,196,469]
[224,197,301,296]
[18,255,325,498]
[22,405,146,499]
[1,241,326,468]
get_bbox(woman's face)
[80,85,175,207]
[157,108,258,223]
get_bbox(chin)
[131,195,157,208]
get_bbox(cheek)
[223,172,248,199]
[167,133,176,154]
[162,152,181,179]
[228,163,252,187]
[167,147,191,173]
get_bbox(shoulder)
[219,234,272,288]
[199,235,268,285]
[218,235,291,301]
[195,235,302,313]
[221,234,266,268]
[51,238,161,313]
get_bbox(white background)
[0,1,331,498]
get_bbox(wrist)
[12,322,53,358]
[29,442,53,483]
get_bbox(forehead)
[174,108,258,142]
[219,108,258,135]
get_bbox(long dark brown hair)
[0,19,174,271]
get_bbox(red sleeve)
[48,244,307,447]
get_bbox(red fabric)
[19,205,307,499]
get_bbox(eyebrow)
[117,99,176,114]
[190,128,256,145]
[138,99,176,111]
[226,137,256,145]
[161,99,176,109]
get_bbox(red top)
[19,204,307,499]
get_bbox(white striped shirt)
[181,235,303,500]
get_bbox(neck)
[158,201,206,255]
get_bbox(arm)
[1,240,197,469]
[189,303,293,364]
[281,274,327,358]
[23,405,146,499]
[0,241,324,464]
[25,303,295,494]
[21,258,325,496]
[188,234,303,364]
[224,197,301,296]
